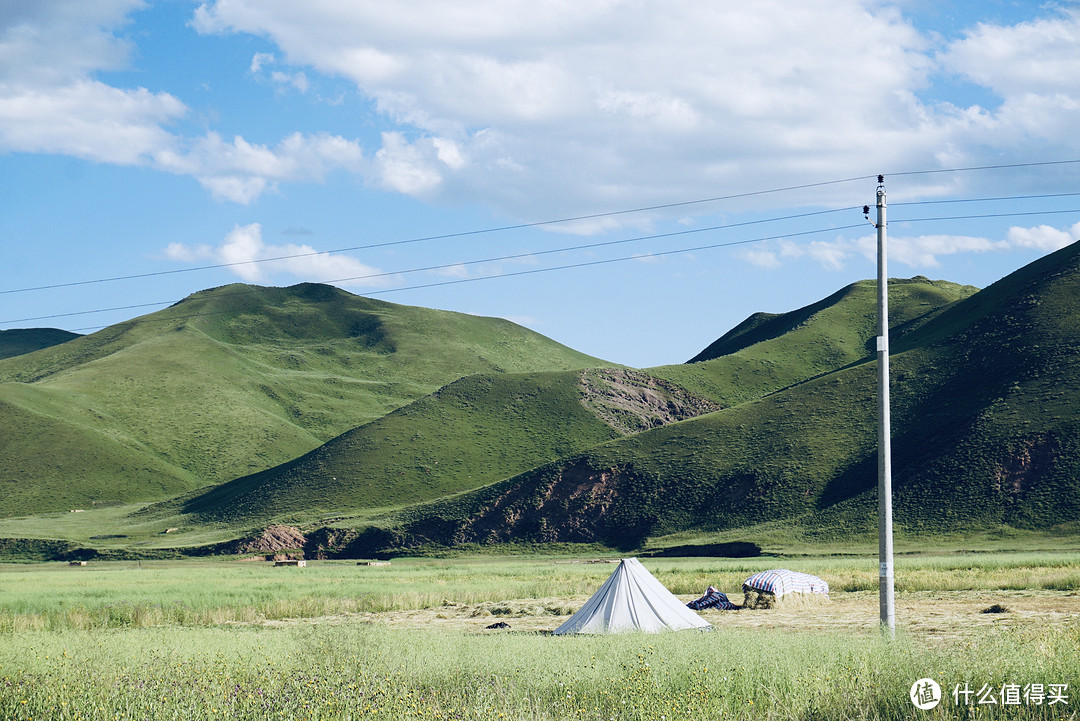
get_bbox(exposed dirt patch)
[992,434,1060,500]
[394,458,651,549]
[235,525,306,554]
[578,368,721,435]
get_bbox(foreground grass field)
[1,553,1077,719]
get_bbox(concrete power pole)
[875,176,895,636]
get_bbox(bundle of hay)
[742,569,829,609]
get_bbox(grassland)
[0,551,1077,720]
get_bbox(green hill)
[164,277,971,532]
[0,283,606,517]
[650,277,976,406]
[347,244,1080,551]
[0,328,80,360]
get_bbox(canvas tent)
[553,558,712,634]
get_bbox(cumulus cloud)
[164,223,395,287]
[1006,222,1080,252]
[942,9,1080,99]
[0,1,363,203]
[8,1,1080,218]
[0,1,186,164]
[250,52,309,93]
[190,0,945,213]
[739,223,1078,271]
[155,131,367,203]
[187,0,1080,218]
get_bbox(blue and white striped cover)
[742,569,829,598]
[687,586,738,610]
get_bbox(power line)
[0,178,877,296]
[891,158,1080,177]
[891,191,1080,207]
[8,159,1080,297]
[64,222,870,332]
[5,161,1080,329]
[895,208,1080,223]
[8,214,859,325]
[8,201,1080,327]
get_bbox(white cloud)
[8,1,1080,218]
[250,52,309,93]
[1006,222,1080,252]
[0,1,186,164]
[742,223,1078,271]
[0,79,184,163]
[739,248,781,269]
[155,131,366,203]
[165,223,395,287]
[942,9,1080,99]
[191,0,949,214]
[0,2,365,204]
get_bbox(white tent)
[553,558,712,634]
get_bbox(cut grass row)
[2,552,1078,632]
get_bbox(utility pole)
[874,175,895,637]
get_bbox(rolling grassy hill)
[152,277,974,534]
[6,242,1080,557]
[343,243,1080,552]
[649,276,976,406]
[0,283,606,517]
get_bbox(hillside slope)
[0,283,606,516]
[651,277,975,406]
[169,277,971,532]
[353,245,1080,551]
[170,367,720,525]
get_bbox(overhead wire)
[9,211,861,325]
[7,165,1080,297]
[62,221,870,332]
[48,199,1080,331]
[7,203,1080,327]
[4,159,1080,329]
[0,176,878,296]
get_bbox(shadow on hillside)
[641,541,761,558]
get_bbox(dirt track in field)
[258,589,1080,641]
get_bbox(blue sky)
[3,0,1080,367]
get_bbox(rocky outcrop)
[578,368,720,434]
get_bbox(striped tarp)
[742,569,829,598]
[686,586,738,610]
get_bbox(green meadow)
[1,551,1077,720]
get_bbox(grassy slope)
[172,371,625,524]
[649,277,975,406]
[0,328,80,360]
[0,283,605,517]
[367,246,1080,549]
[162,276,970,531]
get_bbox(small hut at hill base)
[742,569,829,608]
[554,558,712,634]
